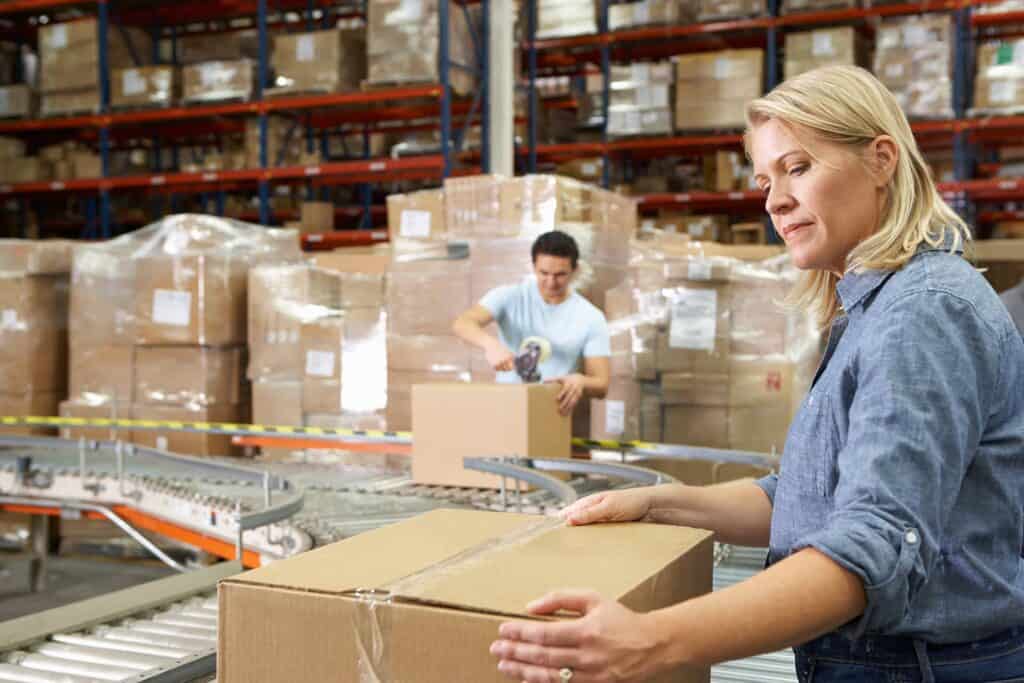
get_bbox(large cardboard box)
[111,66,178,109]
[271,29,365,94]
[300,201,335,233]
[386,188,447,241]
[69,344,134,403]
[387,369,471,431]
[675,50,762,131]
[247,263,306,381]
[135,254,248,346]
[131,403,244,457]
[310,246,392,275]
[0,85,34,118]
[387,334,472,373]
[134,346,244,407]
[412,383,571,488]
[252,379,302,457]
[218,508,714,683]
[59,399,133,442]
[0,275,68,393]
[301,308,387,415]
[0,392,61,436]
[183,60,254,103]
[39,19,150,93]
[387,258,472,337]
[784,26,864,79]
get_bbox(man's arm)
[452,304,514,372]
[580,355,610,398]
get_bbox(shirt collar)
[835,231,964,312]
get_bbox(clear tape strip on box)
[352,517,563,682]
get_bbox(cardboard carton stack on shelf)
[367,0,478,95]
[39,19,151,116]
[0,241,72,436]
[784,26,868,79]
[675,49,763,130]
[698,0,765,21]
[781,0,857,14]
[609,0,698,29]
[247,250,390,452]
[874,14,953,119]
[61,215,300,454]
[385,175,636,434]
[269,28,366,95]
[0,84,35,118]
[592,233,819,457]
[580,62,674,136]
[536,0,598,38]
[183,60,256,103]
[111,66,179,110]
[972,39,1024,115]
[244,116,317,169]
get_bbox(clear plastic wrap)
[183,60,255,103]
[971,40,1024,115]
[59,398,132,442]
[111,66,178,109]
[367,0,477,96]
[385,188,447,242]
[874,14,953,120]
[592,238,820,453]
[270,28,366,95]
[784,26,866,80]
[675,49,763,130]
[135,346,244,409]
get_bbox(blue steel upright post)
[766,0,780,89]
[527,0,538,173]
[440,0,453,177]
[599,0,610,188]
[480,0,490,173]
[952,3,976,225]
[258,0,271,225]
[98,0,112,237]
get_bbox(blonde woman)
[490,65,1024,683]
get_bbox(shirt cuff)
[797,520,923,638]
[754,473,779,506]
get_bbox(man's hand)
[549,373,586,416]
[486,341,515,372]
[491,590,669,683]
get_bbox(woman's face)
[750,118,890,274]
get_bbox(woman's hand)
[491,590,669,683]
[559,488,655,526]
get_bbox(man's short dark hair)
[531,231,579,269]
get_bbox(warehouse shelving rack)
[0,0,491,239]
[522,0,1024,233]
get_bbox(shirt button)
[905,530,919,545]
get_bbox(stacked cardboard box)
[385,175,635,434]
[0,241,72,436]
[183,60,255,103]
[675,49,763,130]
[244,116,308,169]
[784,26,867,79]
[35,141,102,182]
[178,31,261,65]
[537,0,597,38]
[111,66,179,109]
[698,0,765,21]
[367,0,477,95]
[39,19,151,116]
[609,0,698,29]
[972,40,1024,114]
[62,215,300,454]
[270,28,366,95]
[248,249,390,455]
[581,62,674,136]
[0,85,35,118]
[592,235,818,455]
[874,14,953,119]
[781,0,857,14]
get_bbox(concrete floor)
[0,553,176,622]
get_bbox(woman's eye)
[789,164,808,176]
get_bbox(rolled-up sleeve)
[794,290,999,637]
[755,473,779,506]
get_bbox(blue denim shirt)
[756,243,1024,644]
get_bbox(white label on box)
[296,35,315,62]
[634,1,649,24]
[400,209,432,238]
[812,33,834,57]
[200,64,221,87]
[123,69,146,96]
[990,80,1015,104]
[651,85,669,108]
[632,62,650,84]
[156,436,168,451]
[1,309,17,329]
[714,57,731,79]
[904,24,927,47]
[605,400,626,435]
[306,350,336,377]
[687,261,713,280]
[152,289,192,327]
[669,288,718,350]
[581,162,598,176]
[50,25,68,49]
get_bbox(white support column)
[489,0,515,176]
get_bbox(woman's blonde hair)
[744,65,970,325]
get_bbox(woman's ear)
[869,135,899,187]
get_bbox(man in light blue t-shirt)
[453,231,610,416]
